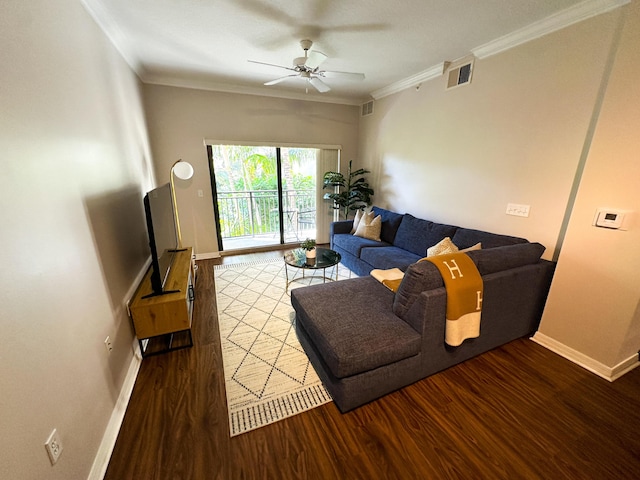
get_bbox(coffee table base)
[285,262,339,292]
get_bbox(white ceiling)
[82,0,621,105]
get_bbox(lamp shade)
[172,161,194,180]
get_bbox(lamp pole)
[170,159,194,249]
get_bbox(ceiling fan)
[248,39,365,93]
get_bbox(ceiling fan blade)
[322,71,365,81]
[264,75,298,86]
[248,60,296,72]
[305,50,327,69]
[309,77,331,93]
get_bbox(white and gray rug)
[214,257,355,436]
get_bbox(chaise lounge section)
[291,208,555,412]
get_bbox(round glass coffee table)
[284,247,341,292]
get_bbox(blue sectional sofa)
[291,207,555,412]
[331,206,531,276]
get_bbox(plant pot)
[305,247,316,260]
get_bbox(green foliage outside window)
[211,145,317,237]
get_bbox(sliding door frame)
[205,140,341,252]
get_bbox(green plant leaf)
[323,160,374,219]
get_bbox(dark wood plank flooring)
[105,249,640,479]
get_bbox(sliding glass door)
[208,144,319,252]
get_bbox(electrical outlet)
[45,428,63,465]
[104,336,113,354]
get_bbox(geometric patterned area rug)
[214,257,356,436]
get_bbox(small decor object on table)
[301,238,317,261]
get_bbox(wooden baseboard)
[195,251,220,260]
[531,332,639,381]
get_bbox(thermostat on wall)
[593,208,627,230]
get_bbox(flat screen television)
[143,183,179,296]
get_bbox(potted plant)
[300,238,317,260]
[323,159,374,219]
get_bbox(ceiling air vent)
[361,100,374,117]
[446,58,474,90]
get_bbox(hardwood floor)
[105,249,640,479]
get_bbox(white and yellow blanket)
[370,267,405,292]
[421,252,483,346]
[371,253,483,346]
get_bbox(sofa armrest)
[331,220,353,237]
[401,287,447,338]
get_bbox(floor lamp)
[170,159,194,249]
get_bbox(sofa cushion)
[291,277,422,378]
[360,246,422,271]
[452,228,527,250]
[372,206,404,244]
[394,213,459,256]
[332,233,390,258]
[466,242,545,275]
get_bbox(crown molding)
[81,0,141,73]
[84,0,629,106]
[142,75,364,106]
[370,0,629,100]
[82,0,364,106]
[370,63,446,100]
[472,0,629,59]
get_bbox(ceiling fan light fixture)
[293,56,307,67]
[250,38,364,94]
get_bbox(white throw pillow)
[350,209,363,234]
[354,213,381,241]
[427,237,459,257]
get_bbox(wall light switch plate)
[506,203,530,217]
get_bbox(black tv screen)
[143,183,178,295]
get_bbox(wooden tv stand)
[129,247,195,357]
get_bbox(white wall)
[535,0,640,376]
[359,3,640,377]
[358,12,620,260]
[1,1,152,478]
[142,85,360,256]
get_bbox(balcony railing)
[217,189,315,241]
